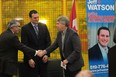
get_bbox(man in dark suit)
[21,10,51,77]
[113,27,116,43]
[38,16,84,77]
[108,28,116,77]
[0,20,40,77]
[108,45,116,77]
[89,27,110,62]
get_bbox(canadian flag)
[69,0,78,32]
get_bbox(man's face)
[12,22,21,34]
[56,21,65,32]
[97,29,110,47]
[30,13,39,24]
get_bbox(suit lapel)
[37,24,41,39]
[96,44,104,60]
[63,28,69,50]
[59,32,62,51]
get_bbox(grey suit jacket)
[46,28,84,71]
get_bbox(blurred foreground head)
[75,70,94,77]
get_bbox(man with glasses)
[0,20,40,77]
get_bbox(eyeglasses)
[13,25,21,28]
[17,26,21,27]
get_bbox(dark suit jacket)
[89,43,109,62]
[89,44,103,61]
[21,22,51,64]
[113,28,116,43]
[46,28,84,71]
[108,45,116,77]
[0,29,35,75]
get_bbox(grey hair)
[57,16,69,27]
[7,20,19,29]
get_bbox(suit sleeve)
[44,25,51,56]
[12,35,35,58]
[67,33,82,63]
[46,34,59,54]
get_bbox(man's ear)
[97,35,98,40]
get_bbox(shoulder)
[38,22,46,27]
[108,45,116,57]
[89,44,99,52]
[22,22,32,28]
[38,22,48,30]
[21,23,32,31]
[67,28,78,36]
[0,29,16,40]
[109,45,116,51]
[89,44,99,60]
[68,28,76,33]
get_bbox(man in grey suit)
[0,20,40,77]
[38,16,84,77]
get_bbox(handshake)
[36,50,47,57]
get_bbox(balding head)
[75,70,94,77]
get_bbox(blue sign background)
[87,0,115,77]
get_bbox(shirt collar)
[62,28,67,35]
[98,43,108,53]
[31,22,38,27]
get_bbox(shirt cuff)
[34,50,38,56]
[44,50,47,54]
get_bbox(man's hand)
[42,55,48,63]
[28,59,35,68]
[37,50,47,57]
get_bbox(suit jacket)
[46,28,84,71]
[89,43,109,62]
[0,29,35,75]
[108,45,116,77]
[21,22,51,64]
[113,28,116,43]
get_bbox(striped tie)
[34,25,38,36]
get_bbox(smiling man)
[21,10,51,77]
[89,26,110,62]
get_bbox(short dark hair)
[29,10,38,18]
[97,26,110,36]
